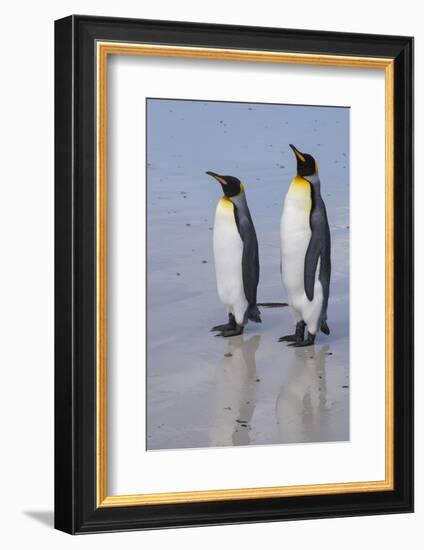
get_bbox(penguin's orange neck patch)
[220,196,233,205]
[291,176,310,189]
[288,176,312,212]
[217,196,234,218]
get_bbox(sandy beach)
[146,99,349,450]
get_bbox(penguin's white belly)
[213,198,248,325]
[280,179,323,334]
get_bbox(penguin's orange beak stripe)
[294,149,306,163]
[289,144,306,163]
[215,176,227,186]
[206,171,227,186]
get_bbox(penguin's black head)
[206,171,243,198]
[289,144,318,178]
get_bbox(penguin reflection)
[276,346,330,444]
[210,335,260,447]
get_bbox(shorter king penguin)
[279,145,331,347]
[206,171,261,337]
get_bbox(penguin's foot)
[211,313,236,332]
[247,304,261,323]
[288,332,316,347]
[211,323,234,332]
[278,321,305,343]
[215,325,244,338]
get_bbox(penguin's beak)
[206,171,227,185]
[289,144,306,163]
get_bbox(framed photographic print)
[54,15,413,534]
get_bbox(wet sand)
[146,99,349,450]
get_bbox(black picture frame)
[55,15,414,534]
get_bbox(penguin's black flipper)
[305,191,331,305]
[304,233,321,302]
[233,208,260,312]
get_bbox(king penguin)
[206,171,261,337]
[279,144,331,347]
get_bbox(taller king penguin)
[206,171,261,337]
[279,145,331,347]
